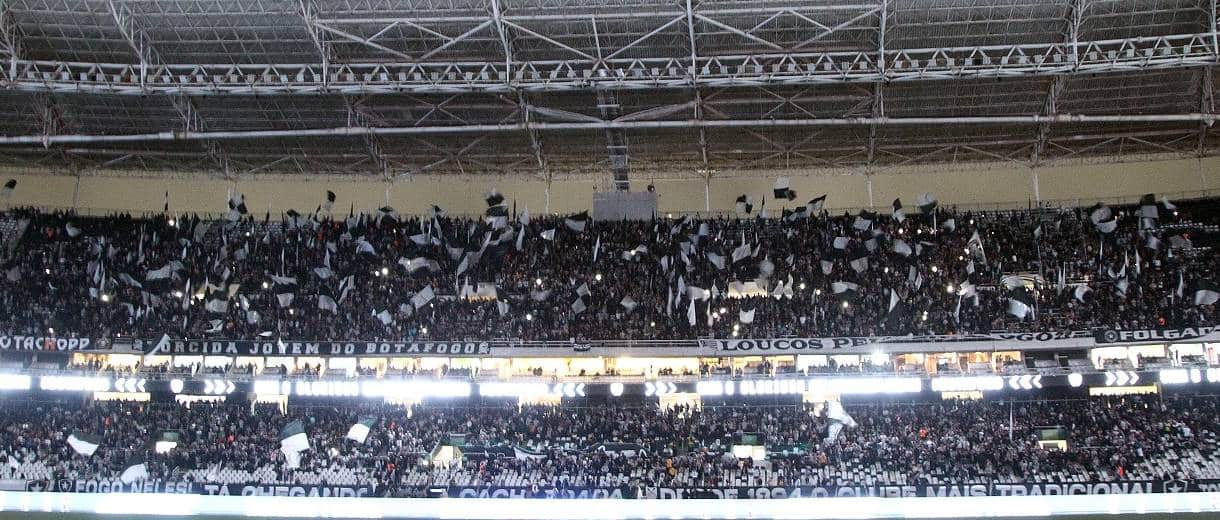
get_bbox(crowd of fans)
[0,195,1215,343]
[0,395,1216,495]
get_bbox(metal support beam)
[168,94,232,177]
[490,0,513,81]
[603,15,686,61]
[687,0,708,184]
[492,0,551,180]
[343,95,393,178]
[615,101,697,123]
[694,89,710,169]
[597,90,630,191]
[106,0,155,87]
[313,23,415,62]
[0,114,1213,146]
[32,92,66,149]
[317,6,880,26]
[4,13,78,170]
[877,0,887,77]
[1031,75,1068,165]
[685,0,700,73]
[29,93,82,174]
[106,0,232,176]
[867,0,887,166]
[1032,0,1084,165]
[1198,67,1214,156]
[794,7,882,49]
[418,21,494,62]
[1212,0,1219,59]
[518,92,549,179]
[296,0,331,87]
[309,5,397,179]
[0,0,20,81]
[1199,0,1217,156]
[3,30,1217,96]
[693,14,783,51]
[866,83,883,165]
[529,105,605,124]
[12,127,1192,162]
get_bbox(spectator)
[0,395,1216,493]
[0,196,1213,342]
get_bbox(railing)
[18,362,1217,383]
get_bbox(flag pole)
[1035,229,1045,281]
[1008,400,1014,441]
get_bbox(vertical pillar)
[544,177,551,214]
[1031,168,1041,204]
[1199,158,1209,192]
[865,174,874,208]
[704,171,712,212]
[71,175,81,210]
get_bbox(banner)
[63,326,1220,359]
[447,480,1220,499]
[199,484,377,497]
[138,338,495,357]
[33,480,1218,498]
[1092,326,1220,345]
[701,331,1100,354]
[0,335,90,352]
[35,479,375,497]
[36,479,197,494]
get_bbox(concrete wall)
[2,156,1218,216]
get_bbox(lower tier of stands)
[0,394,1216,498]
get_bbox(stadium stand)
[0,396,1216,497]
[0,195,1215,343]
[6,1,1220,516]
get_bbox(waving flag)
[1,179,16,200]
[119,455,148,484]
[564,212,589,232]
[824,401,857,445]
[773,177,796,200]
[67,432,100,457]
[346,417,377,444]
[734,195,754,215]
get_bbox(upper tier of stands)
[0,196,1215,342]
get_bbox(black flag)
[735,195,754,215]
[807,194,826,213]
[1007,288,1035,320]
[485,191,505,207]
[772,178,796,201]
[883,289,911,332]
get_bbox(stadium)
[1,0,1220,518]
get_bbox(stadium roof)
[0,0,1217,184]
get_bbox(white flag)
[620,296,638,312]
[119,462,148,484]
[67,433,100,457]
[411,286,436,309]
